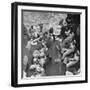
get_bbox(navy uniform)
[44,39,66,76]
[26,41,43,77]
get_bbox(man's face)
[65,30,70,36]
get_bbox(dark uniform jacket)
[44,39,66,76]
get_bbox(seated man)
[63,50,80,75]
[66,50,80,68]
[62,40,76,60]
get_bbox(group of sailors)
[23,14,80,78]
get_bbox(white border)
[18,5,86,84]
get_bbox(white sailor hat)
[53,25,62,35]
[33,50,40,57]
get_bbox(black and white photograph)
[22,11,80,78]
[11,2,88,87]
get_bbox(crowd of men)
[22,14,80,78]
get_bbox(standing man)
[44,26,66,76]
